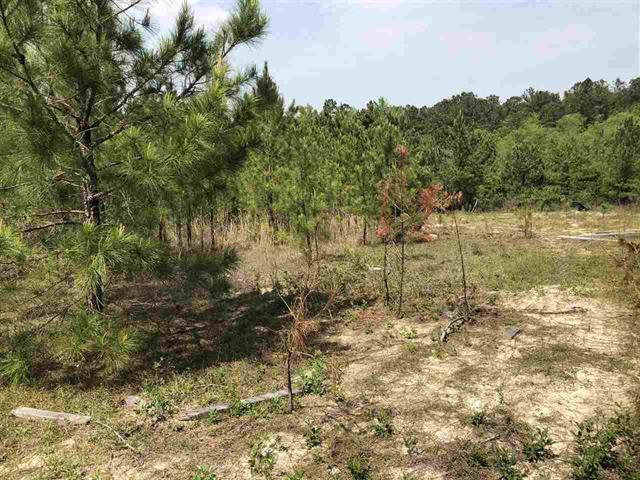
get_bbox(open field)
[1,208,639,480]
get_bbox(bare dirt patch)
[329,286,639,478]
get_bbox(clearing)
[1,209,639,480]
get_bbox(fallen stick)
[440,315,467,343]
[523,307,587,315]
[94,420,140,455]
[11,407,90,425]
[178,388,303,421]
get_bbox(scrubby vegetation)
[1,0,639,478]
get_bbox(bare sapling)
[450,198,470,317]
[418,187,471,342]
[276,264,331,412]
[376,145,413,317]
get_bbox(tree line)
[232,70,640,247]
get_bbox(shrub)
[399,326,418,339]
[0,331,36,384]
[494,448,525,480]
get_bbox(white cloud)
[146,0,229,34]
[439,31,497,62]
[534,24,594,60]
[353,0,406,9]
[361,21,427,49]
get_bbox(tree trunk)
[286,350,294,413]
[397,218,405,318]
[314,224,319,259]
[158,219,166,242]
[267,190,277,235]
[452,212,470,317]
[186,209,192,249]
[81,130,104,312]
[177,220,183,250]
[383,241,390,306]
[362,219,368,245]
[305,232,312,260]
[209,210,216,251]
[199,216,204,252]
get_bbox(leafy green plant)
[304,422,322,448]
[347,455,372,480]
[140,383,173,423]
[570,408,640,480]
[192,465,218,480]
[229,400,255,417]
[284,471,305,480]
[403,431,421,456]
[298,355,327,395]
[523,427,554,462]
[399,326,418,339]
[249,434,283,479]
[470,410,488,427]
[494,448,525,480]
[370,408,394,437]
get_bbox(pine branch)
[23,221,80,233]
[0,183,27,191]
[30,210,85,217]
[0,1,80,147]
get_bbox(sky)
[148,0,640,109]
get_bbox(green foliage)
[0,331,36,384]
[523,428,554,463]
[0,0,268,381]
[297,355,327,395]
[284,470,305,480]
[140,383,174,423]
[169,248,239,301]
[570,407,640,480]
[53,312,140,374]
[370,407,394,437]
[304,421,322,448]
[249,434,283,479]
[347,455,372,480]
[192,465,218,480]
[399,326,418,339]
[494,448,525,480]
[0,222,29,264]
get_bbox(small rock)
[125,396,141,408]
[11,407,90,425]
[505,326,522,339]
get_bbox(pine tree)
[0,0,267,310]
[0,0,268,381]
